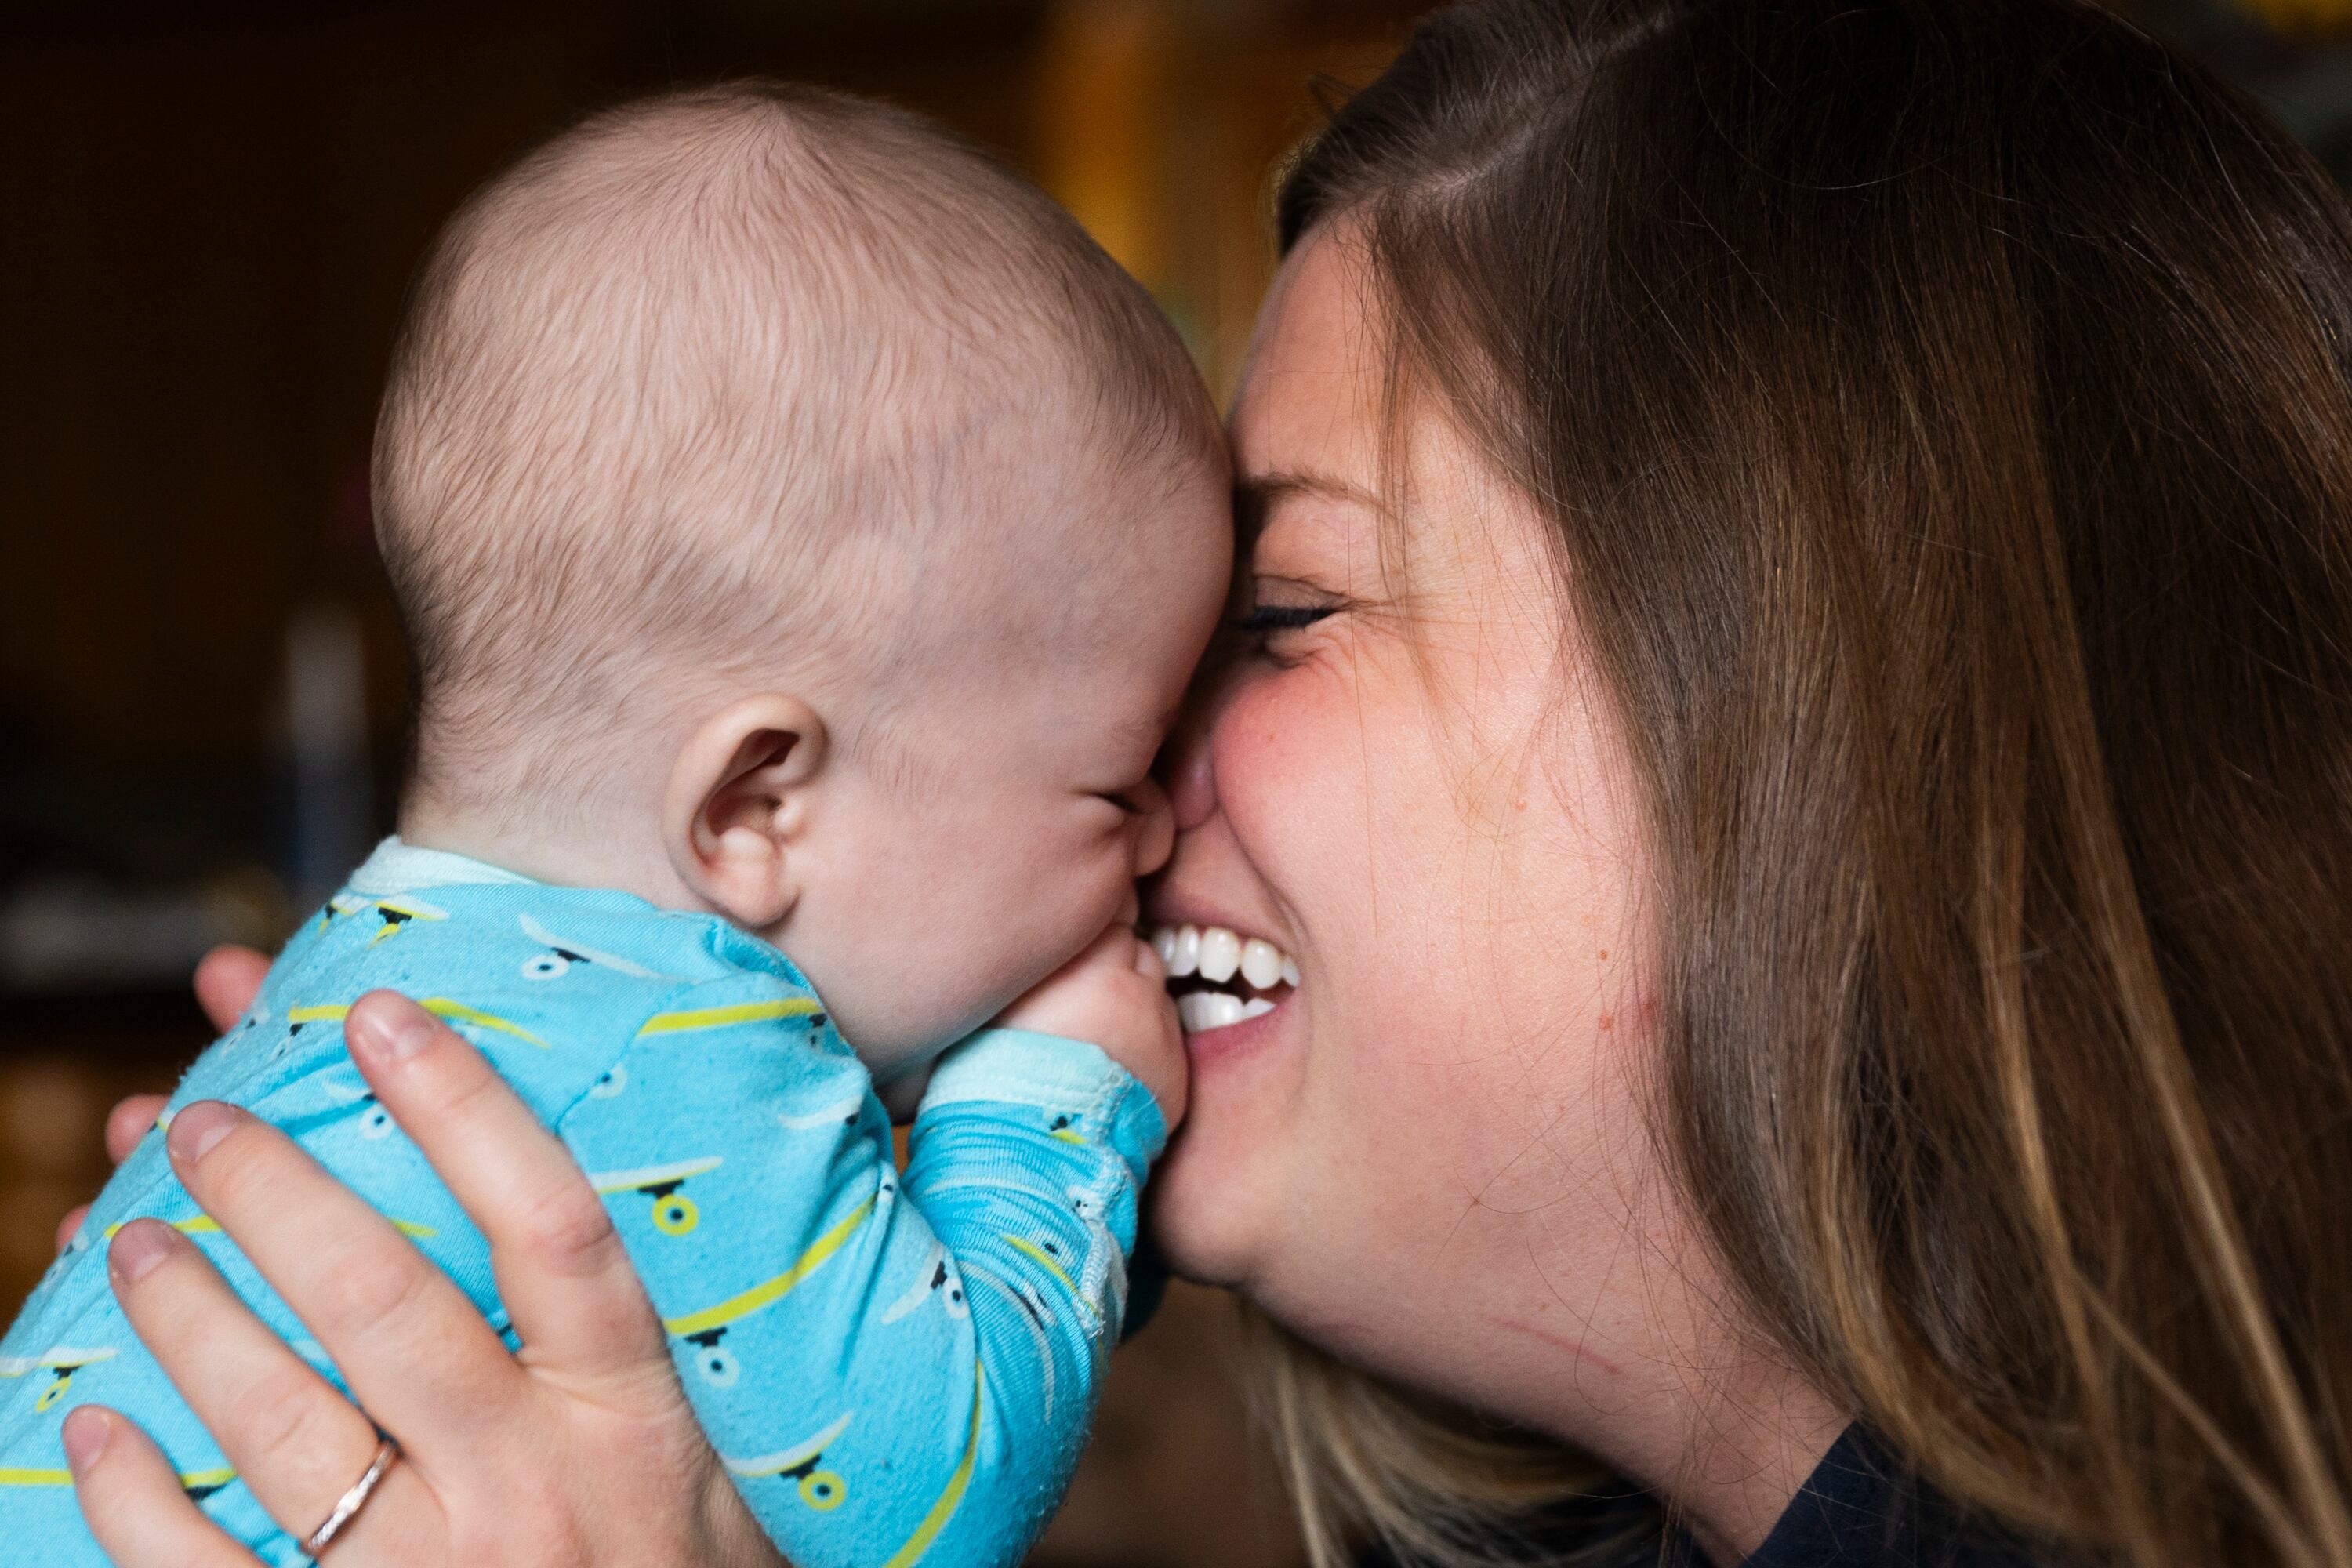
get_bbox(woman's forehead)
[1234,231,1548,600]
[1229,229,1388,487]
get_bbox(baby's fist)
[996,920,1186,1127]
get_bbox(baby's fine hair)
[373,82,1215,808]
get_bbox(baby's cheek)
[1036,833,1135,969]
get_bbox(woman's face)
[1146,227,1668,1426]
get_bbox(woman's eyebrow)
[1237,470,1380,509]
[1235,470,1380,547]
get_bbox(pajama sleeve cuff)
[919,1027,1169,1165]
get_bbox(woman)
[53,0,2352,1563]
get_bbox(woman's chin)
[1147,970,1310,1288]
[1146,1215,1247,1294]
[1146,1097,1289,1291]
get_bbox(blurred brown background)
[4,2,2351,1563]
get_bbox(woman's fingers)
[157,1102,525,1455]
[194,946,270,1034]
[105,1220,385,1541]
[75,1242,445,1568]
[107,1092,169,1163]
[55,1090,174,1252]
[63,1406,259,1568]
[98,944,252,1266]
[343,991,670,1384]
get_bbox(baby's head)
[373,83,1230,1075]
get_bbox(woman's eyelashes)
[1236,569,1344,642]
[1227,594,1344,677]
[1237,603,1338,635]
[1234,597,1342,669]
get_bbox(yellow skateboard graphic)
[1000,1233,1099,1327]
[0,1347,114,1413]
[517,914,679,982]
[319,892,448,946]
[724,1410,854,1512]
[289,997,549,1050]
[0,1460,235,1498]
[879,1365,984,1568]
[102,1213,438,1242]
[665,1189,879,1386]
[635,999,823,1038]
[590,1156,723,1236]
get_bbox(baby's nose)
[1126,775,1177,877]
[1158,714,1217,833]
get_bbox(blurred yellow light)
[1036,0,1171,289]
[2236,0,2352,34]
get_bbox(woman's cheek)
[1210,659,1356,831]
[1152,670,1371,1287]
[1207,677,1287,811]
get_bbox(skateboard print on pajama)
[0,839,1164,1568]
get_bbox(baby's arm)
[893,1025,1166,1559]
[884,920,1181,1561]
[551,964,1173,1568]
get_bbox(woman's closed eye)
[1236,569,1345,637]
[1236,603,1338,635]
[1233,590,1345,671]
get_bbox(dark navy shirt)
[1362,1424,2044,1568]
[1720,1425,2042,1568]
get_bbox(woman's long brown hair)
[1260,2,2352,1563]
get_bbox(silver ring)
[302,1434,397,1558]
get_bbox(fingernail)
[61,1407,109,1471]
[107,1220,173,1286]
[165,1101,238,1167]
[350,993,434,1064]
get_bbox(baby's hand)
[996,916,1186,1127]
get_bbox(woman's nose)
[1157,712,1218,833]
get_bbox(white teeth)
[1196,926,1242,984]
[1177,991,1247,1033]
[1147,923,1299,1035]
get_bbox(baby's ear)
[663,695,829,930]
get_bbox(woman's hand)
[61,955,781,1567]
[51,945,264,1252]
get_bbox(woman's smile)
[1145,918,1300,1037]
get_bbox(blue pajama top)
[0,838,1167,1568]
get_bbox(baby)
[0,82,1229,1568]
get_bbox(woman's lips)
[1146,922,1298,1033]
